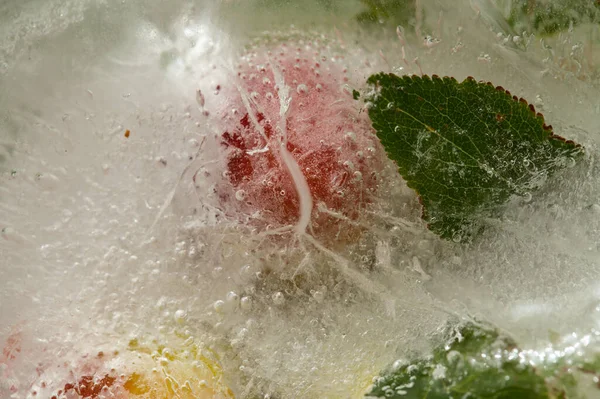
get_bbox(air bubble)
[196,90,205,107]
[392,359,406,371]
[235,189,247,201]
[241,296,253,311]
[214,300,225,313]
[296,84,308,94]
[272,291,285,305]
[226,291,239,304]
[240,264,252,280]
[174,309,187,324]
[312,290,325,303]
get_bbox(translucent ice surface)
[1,0,600,398]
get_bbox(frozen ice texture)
[1,0,600,398]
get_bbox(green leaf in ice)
[365,323,549,399]
[504,0,600,36]
[365,73,583,241]
[356,0,416,27]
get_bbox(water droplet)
[280,190,286,196]
[250,91,260,100]
[344,131,357,142]
[394,126,401,133]
[356,151,364,159]
[343,160,355,170]
[522,192,532,202]
[235,189,246,201]
[353,171,363,181]
[266,92,274,100]
[567,157,576,168]
[262,77,271,85]
[315,83,323,91]
[272,292,285,305]
[296,84,308,94]
[386,102,395,110]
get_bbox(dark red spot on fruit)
[60,374,116,398]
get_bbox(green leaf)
[365,323,549,399]
[356,0,416,27]
[365,73,583,241]
[504,0,600,36]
